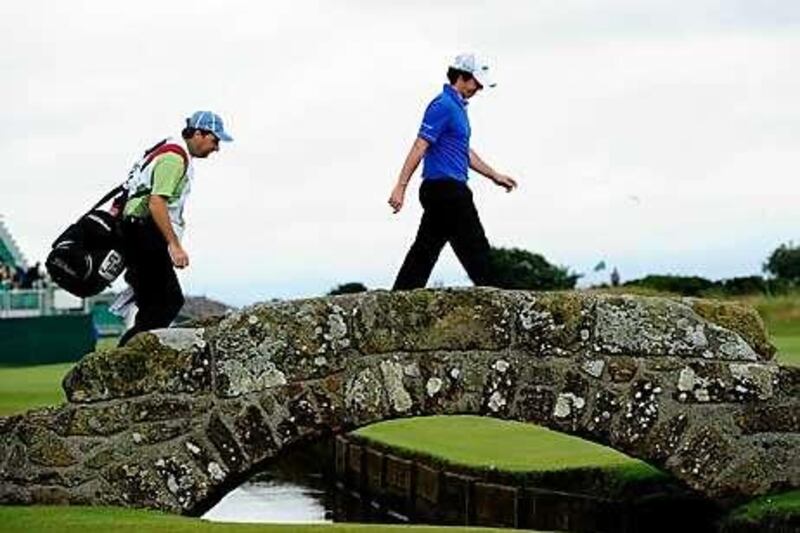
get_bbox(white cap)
[450,52,495,88]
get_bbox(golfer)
[389,53,517,290]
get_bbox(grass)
[0,337,116,416]
[0,506,529,533]
[731,292,800,366]
[773,334,800,366]
[723,490,800,527]
[355,415,660,481]
[0,362,71,416]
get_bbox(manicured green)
[0,338,116,416]
[736,292,800,366]
[0,362,71,415]
[774,335,800,366]
[0,506,528,533]
[355,415,662,482]
[723,490,800,526]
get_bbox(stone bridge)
[1,289,798,515]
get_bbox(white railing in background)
[0,288,89,318]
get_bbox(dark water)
[202,441,721,532]
[202,440,405,526]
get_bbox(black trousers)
[117,217,184,347]
[393,179,493,290]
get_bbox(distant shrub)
[489,247,580,290]
[718,276,767,296]
[328,282,368,295]
[623,275,715,296]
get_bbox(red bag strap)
[141,143,189,174]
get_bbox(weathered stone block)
[343,364,388,426]
[205,412,247,473]
[152,452,211,511]
[776,366,800,398]
[63,331,211,403]
[668,426,736,495]
[593,295,757,361]
[510,385,556,425]
[513,291,593,356]
[180,434,228,486]
[584,387,624,439]
[26,429,78,467]
[54,403,131,437]
[133,420,191,445]
[687,298,775,360]
[608,357,639,382]
[353,288,512,354]
[131,396,192,423]
[232,404,277,463]
[103,462,180,513]
[210,298,359,397]
[736,403,800,434]
[647,413,690,462]
[612,379,664,449]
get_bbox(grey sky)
[2,1,798,306]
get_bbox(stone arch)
[0,288,797,515]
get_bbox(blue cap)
[187,111,233,142]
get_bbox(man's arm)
[388,137,430,213]
[149,195,189,268]
[469,148,518,192]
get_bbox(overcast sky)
[2,1,798,306]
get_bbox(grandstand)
[0,215,96,363]
[0,215,27,270]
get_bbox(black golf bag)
[45,185,127,297]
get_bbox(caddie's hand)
[493,173,518,192]
[168,242,190,269]
[388,183,407,214]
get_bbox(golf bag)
[45,138,189,298]
[45,185,127,297]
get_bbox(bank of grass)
[0,506,528,533]
[355,415,661,484]
[743,292,800,366]
[722,490,800,530]
[0,362,71,416]
[0,337,117,416]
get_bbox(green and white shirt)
[123,137,194,237]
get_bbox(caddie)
[116,111,232,346]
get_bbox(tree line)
[327,242,800,296]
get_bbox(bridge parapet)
[0,288,796,515]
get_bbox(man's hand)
[492,173,518,192]
[388,183,407,214]
[168,242,189,269]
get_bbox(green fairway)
[0,506,531,533]
[773,335,800,366]
[355,415,661,481]
[0,362,71,416]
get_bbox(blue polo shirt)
[418,84,471,182]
